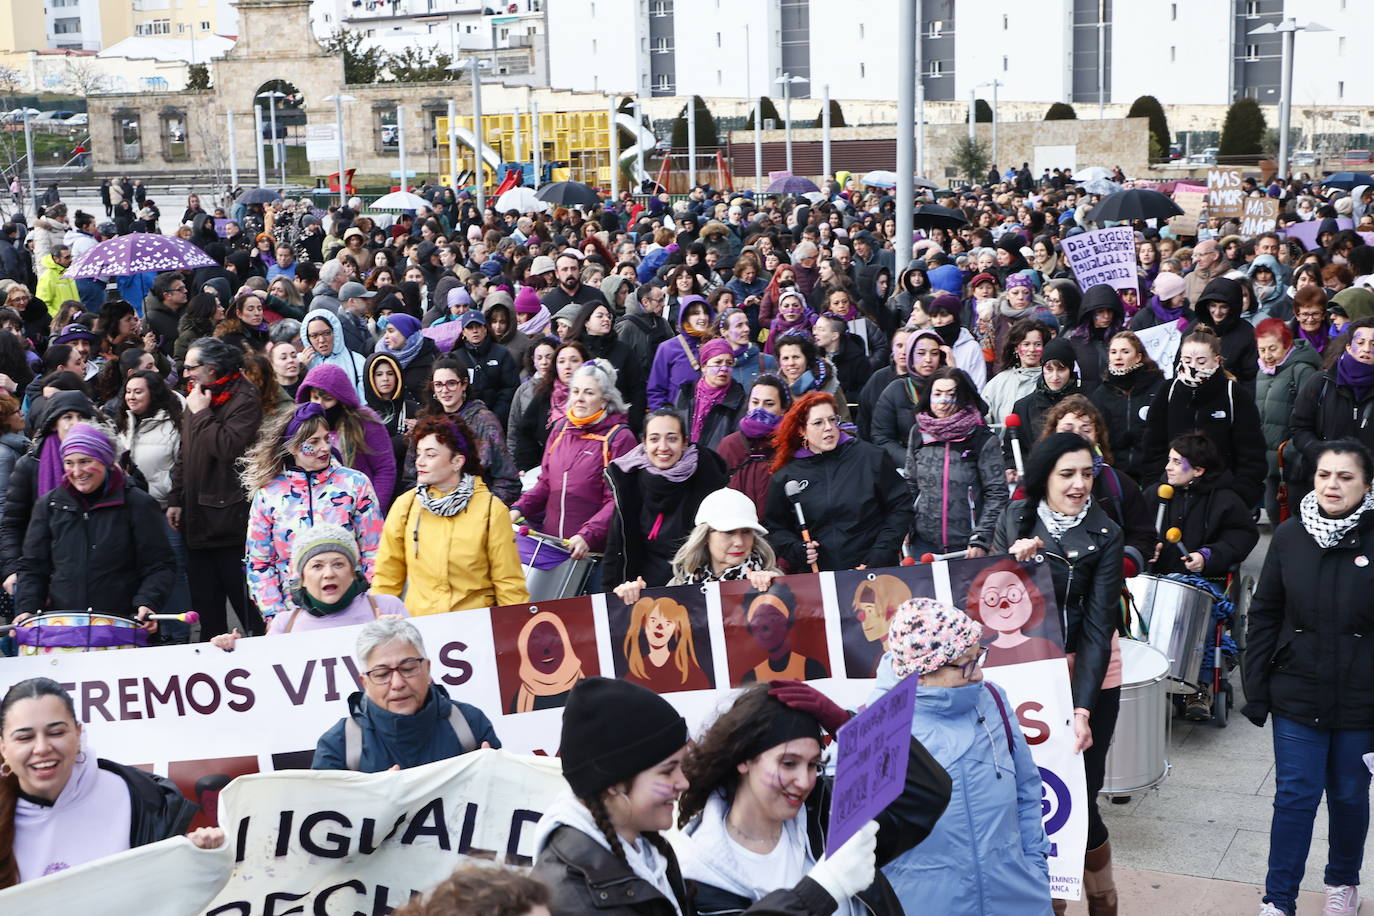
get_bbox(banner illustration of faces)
[832,566,936,678]
[718,575,830,686]
[944,555,1064,667]
[606,586,717,693]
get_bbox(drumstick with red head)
[1004,415,1025,480]
[919,550,970,563]
[147,612,200,623]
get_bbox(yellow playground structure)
[436,110,616,189]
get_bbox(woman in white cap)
[871,597,1054,915]
[668,487,781,588]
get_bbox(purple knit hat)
[60,424,114,467]
[887,597,983,678]
[1004,273,1034,293]
[699,337,733,365]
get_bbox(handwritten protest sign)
[1239,197,1280,236]
[1168,186,1207,236]
[826,670,917,855]
[1207,168,1244,220]
[1061,225,1138,291]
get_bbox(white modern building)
[545,0,1374,108]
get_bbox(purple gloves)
[769,680,851,734]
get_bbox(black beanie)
[1041,336,1077,372]
[559,677,688,798]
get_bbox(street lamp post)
[22,109,36,214]
[821,83,831,182]
[252,104,266,187]
[977,80,1003,172]
[896,0,915,267]
[323,93,357,207]
[256,90,286,186]
[226,110,238,190]
[1249,18,1329,180]
[774,73,809,174]
[450,58,489,216]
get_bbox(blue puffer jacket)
[871,656,1054,916]
[311,683,500,772]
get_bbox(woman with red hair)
[762,391,910,572]
[757,262,799,331]
[1256,316,1321,522]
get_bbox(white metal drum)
[1102,639,1171,796]
[1127,574,1214,693]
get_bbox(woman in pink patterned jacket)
[241,402,383,620]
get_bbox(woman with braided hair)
[532,677,883,916]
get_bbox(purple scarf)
[37,434,65,496]
[612,441,701,482]
[738,407,781,441]
[1148,294,1186,325]
[766,308,817,354]
[691,377,732,442]
[1297,321,1331,354]
[1338,351,1374,399]
[917,405,984,443]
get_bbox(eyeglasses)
[982,585,1026,607]
[307,331,334,342]
[807,415,841,430]
[182,363,202,371]
[432,379,464,390]
[363,657,427,686]
[946,647,988,679]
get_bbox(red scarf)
[204,370,242,408]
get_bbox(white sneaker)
[1324,884,1360,915]
[1257,902,1288,916]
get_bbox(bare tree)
[0,66,23,104]
[191,108,230,200]
[64,57,110,98]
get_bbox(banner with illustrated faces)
[0,557,1085,900]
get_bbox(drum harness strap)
[343,702,477,771]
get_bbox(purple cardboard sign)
[825,672,917,855]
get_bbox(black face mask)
[932,321,961,346]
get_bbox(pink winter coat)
[513,412,636,552]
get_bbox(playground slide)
[615,112,657,189]
[452,126,503,176]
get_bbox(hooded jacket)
[1142,367,1267,508]
[647,303,708,410]
[118,407,179,507]
[617,298,674,384]
[872,663,1053,916]
[245,459,384,615]
[890,259,931,327]
[1188,277,1258,392]
[311,683,500,772]
[485,297,532,368]
[30,215,68,263]
[35,252,78,313]
[1067,284,1125,394]
[513,411,636,552]
[18,467,175,615]
[578,324,646,432]
[300,307,368,401]
[1255,338,1321,478]
[905,418,1007,553]
[1245,254,1293,324]
[373,474,529,614]
[451,331,521,428]
[363,351,421,438]
[296,363,399,510]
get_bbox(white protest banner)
[1060,225,1139,292]
[0,751,566,915]
[305,124,339,163]
[1239,196,1280,236]
[0,559,1088,900]
[1168,186,1207,236]
[1207,168,1244,220]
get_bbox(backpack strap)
[365,593,381,619]
[282,606,303,633]
[984,682,1016,756]
[447,705,477,753]
[677,334,700,371]
[344,717,362,771]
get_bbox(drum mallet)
[147,612,200,623]
[1151,484,1175,571]
[1003,414,1025,480]
[1164,527,1191,561]
[919,550,970,563]
[784,479,820,573]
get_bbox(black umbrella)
[238,187,282,205]
[1085,188,1182,223]
[910,204,968,231]
[534,181,602,208]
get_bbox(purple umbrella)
[421,320,465,352]
[66,232,217,279]
[766,175,821,194]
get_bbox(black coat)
[1185,280,1258,392]
[855,364,898,440]
[617,310,674,384]
[102,758,198,848]
[682,737,953,916]
[581,329,647,432]
[1142,370,1267,508]
[1089,366,1165,484]
[1145,470,1259,577]
[1005,378,1080,464]
[169,374,263,550]
[1243,511,1374,730]
[673,379,745,452]
[764,437,911,572]
[870,374,928,467]
[993,499,1123,712]
[17,473,174,615]
[451,336,520,429]
[1091,465,1155,578]
[826,333,873,401]
[604,448,730,587]
[1290,369,1374,489]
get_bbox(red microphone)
[1004,414,1025,481]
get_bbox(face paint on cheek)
[648,781,679,800]
[1176,456,1192,475]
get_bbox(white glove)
[807,820,879,904]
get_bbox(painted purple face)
[747,605,790,654]
[527,621,565,674]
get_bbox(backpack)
[343,703,476,771]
